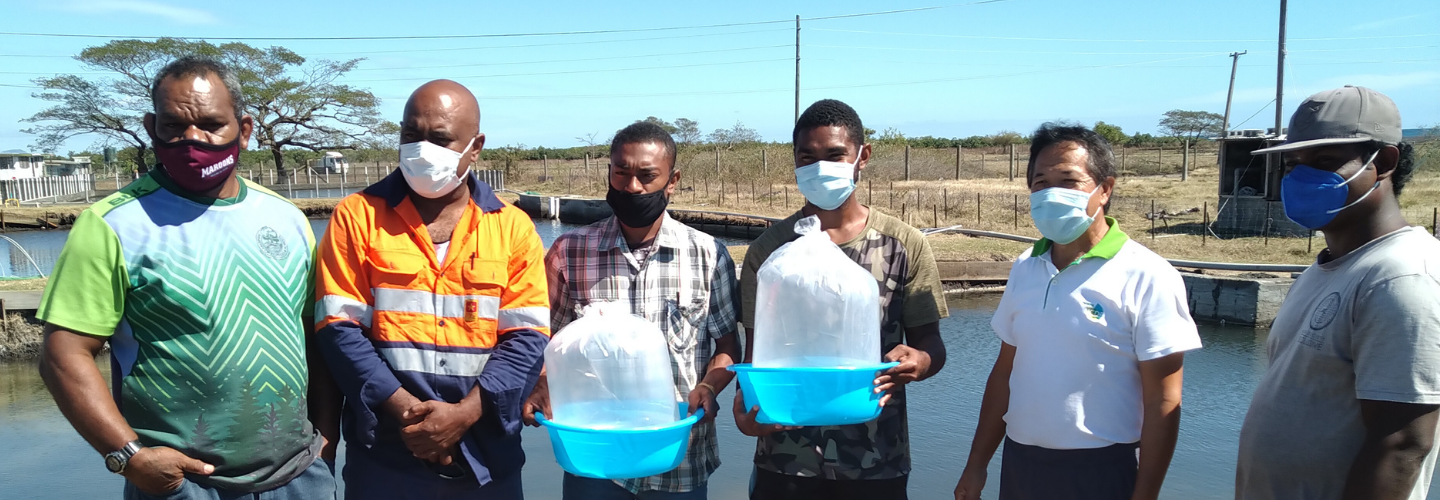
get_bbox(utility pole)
[1275,0,1288,136]
[1221,51,1247,135]
[795,15,801,124]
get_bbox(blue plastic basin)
[537,402,703,479]
[728,362,899,426]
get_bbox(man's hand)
[732,386,799,437]
[954,464,987,500]
[401,397,482,464]
[687,383,719,424]
[522,376,551,428]
[875,344,932,407]
[123,446,214,495]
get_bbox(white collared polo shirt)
[992,218,1201,450]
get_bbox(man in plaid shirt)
[522,121,741,499]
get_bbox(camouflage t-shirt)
[740,208,948,480]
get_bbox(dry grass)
[0,278,47,291]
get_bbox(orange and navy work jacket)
[314,170,550,485]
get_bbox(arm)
[523,237,572,427]
[875,321,945,406]
[479,218,551,435]
[40,326,214,493]
[313,206,417,446]
[304,319,342,461]
[955,342,1015,500]
[1341,401,1440,499]
[688,240,742,422]
[1132,352,1185,500]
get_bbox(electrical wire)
[0,0,1014,41]
[808,28,1440,43]
[345,58,792,83]
[351,44,791,72]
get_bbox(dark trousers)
[341,445,523,500]
[999,437,1138,500]
[750,468,907,500]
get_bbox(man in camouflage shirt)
[733,99,949,500]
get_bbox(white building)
[0,153,47,180]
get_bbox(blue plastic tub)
[537,402,703,479]
[728,362,899,426]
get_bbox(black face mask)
[607,184,670,229]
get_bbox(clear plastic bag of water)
[752,215,881,368]
[544,302,677,429]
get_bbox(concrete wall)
[1182,273,1293,327]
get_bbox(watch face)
[105,454,123,473]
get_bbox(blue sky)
[0,0,1436,153]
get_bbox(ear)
[239,115,254,150]
[855,144,870,172]
[459,133,486,176]
[143,113,158,142]
[665,170,681,198]
[1373,145,1399,182]
[1098,177,1116,206]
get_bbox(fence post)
[867,180,872,206]
[584,153,590,175]
[1432,207,1438,237]
[1202,201,1208,246]
[287,168,294,198]
[1008,144,1016,182]
[1181,139,1190,181]
[904,145,911,181]
[955,146,962,180]
[1013,194,1019,228]
[943,188,949,216]
[975,192,981,225]
[889,182,894,209]
[762,148,768,173]
[542,154,549,181]
[785,186,789,207]
[1264,203,1272,245]
[714,147,720,174]
[1151,199,1156,241]
[1121,147,1128,174]
[981,152,986,178]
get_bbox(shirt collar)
[363,168,506,213]
[1030,216,1129,259]
[600,211,684,251]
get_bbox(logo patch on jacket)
[1083,301,1105,321]
[464,299,480,322]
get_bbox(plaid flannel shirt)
[546,213,740,493]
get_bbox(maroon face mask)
[153,137,240,193]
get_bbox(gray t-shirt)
[1237,226,1440,500]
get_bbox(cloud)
[64,1,218,25]
[1349,14,1423,32]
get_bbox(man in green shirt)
[732,99,949,499]
[37,56,338,499]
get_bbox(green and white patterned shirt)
[38,171,321,492]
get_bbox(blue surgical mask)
[795,154,859,211]
[1280,150,1379,230]
[1030,186,1099,245]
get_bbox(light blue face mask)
[1029,186,1099,245]
[795,152,859,210]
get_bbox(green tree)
[639,116,678,134]
[1093,121,1128,146]
[673,118,701,145]
[988,130,1025,147]
[706,121,760,149]
[22,38,224,170]
[1158,109,1224,141]
[21,38,394,179]
[875,127,908,146]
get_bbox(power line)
[808,28,1440,43]
[0,0,1014,41]
[345,58,792,83]
[352,44,790,72]
[309,28,792,56]
[1233,99,1276,130]
[807,44,1438,56]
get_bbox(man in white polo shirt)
[954,123,1201,500]
[1236,86,1440,500]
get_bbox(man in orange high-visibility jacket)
[315,79,550,499]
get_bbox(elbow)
[1381,429,1436,460]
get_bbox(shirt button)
[438,319,447,326]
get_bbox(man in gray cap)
[1235,86,1439,500]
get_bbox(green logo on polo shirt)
[1084,302,1105,321]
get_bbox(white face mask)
[398,139,474,198]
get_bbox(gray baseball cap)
[1252,85,1402,155]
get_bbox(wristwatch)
[104,440,143,474]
